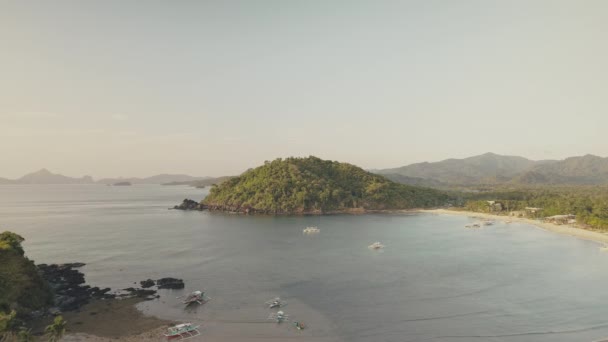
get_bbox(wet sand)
[31,298,171,341]
[61,297,342,341]
[421,208,608,245]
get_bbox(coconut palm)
[16,328,33,342]
[44,316,66,342]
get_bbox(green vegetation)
[459,186,608,230]
[193,176,235,188]
[202,156,450,214]
[44,316,66,342]
[0,231,53,318]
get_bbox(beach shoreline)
[60,295,342,342]
[420,208,608,245]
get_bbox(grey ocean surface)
[2,184,608,342]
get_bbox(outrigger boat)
[164,323,200,340]
[182,290,209,305]
[265,297,286,309]
[303,226,320,234]
[368,241,384,249]
[268,310,289,323]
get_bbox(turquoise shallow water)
[2,184,608,342]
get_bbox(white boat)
[268,310,289,323]
[303,226,320,234]
[265,297,286,309]
[182,290,209,305]
[368,241,384,249]
[164,323,200,340]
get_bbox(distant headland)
[174,156,451,215]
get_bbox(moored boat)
[164,323,200,340]
[368,241,384,249]
[303,226,320,233]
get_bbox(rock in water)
[140,279,156,288]
[156,277,185,289]
[173,198,202,210]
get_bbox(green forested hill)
[0,232,53,315]
[202,156,450,214]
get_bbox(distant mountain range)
[4,153,608,187]
[0,168,94,184]
[97,174,208,185]
[0,169,208,185]
[376,153,608,187]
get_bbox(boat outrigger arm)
[164,323,201,340]
[182,290,209,305]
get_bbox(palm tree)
[44,316,66,342]
[17,328,33,342]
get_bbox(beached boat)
[600,245,608,252]
[182,290,209,305]
[164,323,200,340]
[268,310,289,323]
[368,241,384,249]
[303,226,320,233]
[265,297,286,309]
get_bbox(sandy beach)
[421,208,608,245]
[60,296,342,342]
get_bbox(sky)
[1,1,607,178]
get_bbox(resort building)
[544,214,576,225]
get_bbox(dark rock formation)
[173,198,206,211]
[37,263,115,312]
[123,287,157,298]
[157,277,185,289]
[140,279,155,288]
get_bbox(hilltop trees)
[203,156,450,214]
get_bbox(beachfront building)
[544,214,576,225]
[525,207,543,214]
[509,210,526,217]
[486,201,503,212]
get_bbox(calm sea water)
[2,185,608,342]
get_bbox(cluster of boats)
[303,226,384,250]
[163,290,210,340]
[266,297,306,330]
[164,293,306,339]
[165,226,384,339]
[465,220,495,229]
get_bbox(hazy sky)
[1,1,607,178]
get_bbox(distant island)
[0,168,94,185]
[97,174,208,185]
[112,181,132,186]
[162,176,235,187]
[175,156,450,214]
[0,170,208,185]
